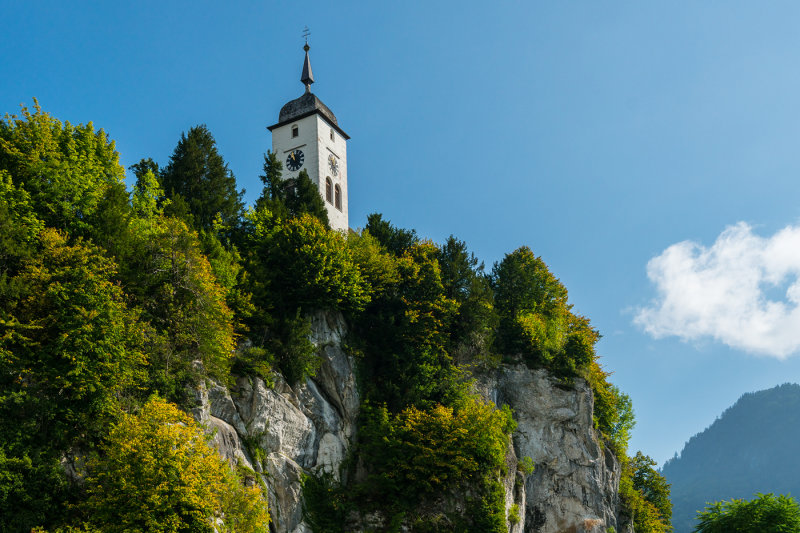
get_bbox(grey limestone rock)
[192,310,359,533]
[193,311,627,533]
[478,365,623,533]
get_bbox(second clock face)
[286,150,304,171]
[328,154,339,176]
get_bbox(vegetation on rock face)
[0,102,666,532]
[81,397,269,533]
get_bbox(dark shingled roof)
[280,92,337,125]
[268,92,350,139]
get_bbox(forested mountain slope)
[662,383,800,533]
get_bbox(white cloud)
[635,222,800,358]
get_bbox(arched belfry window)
[325,178,333,203]
[292,125,299,138]
[335,184,342,210]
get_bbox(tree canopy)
[81,397,269,533]
[160,125,244,233]
[694,493,800,533]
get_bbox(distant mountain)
[662,383,800,533]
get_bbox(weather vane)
[302,26,311,45]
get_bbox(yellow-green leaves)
[0,229,146,452]
[82,397,269,533]
[0,100,125,237]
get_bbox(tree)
[81,397,269,533]
[491,246,569,365]
[436,235,497,363]
[694,493,800,533]
[160,125,244,233]
[0,229,146,455]
[0,171,42,280]
[365,213,418,256]
[285,170,329,227]
[0,100,129,242]
[246,211,367,316]
[619,452,672,533]
[122,215,235,400]
[256,152,328,227]
[355,241,460,411]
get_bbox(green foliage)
[122,215,235,400]
[0,450,69,533]
[286,169,330,227]
[586,361,636,455]
[619,452,672,533]
[161,124,244,233]
[436,236,498,366]
[266,312,318,386]
[247,210,368,316]
[508,503,521,525]
[301,472,349,533]
[359,395,514,509]
[694,493,800,533]
[0,100,127,240]
[518,456,535,475]
[365,212,419,255]
[256,152,329,227]
[491,246,569,367]
[346,230,401,299]
[231,346,274,384]
[80,397,269,533]
[0,171,43,279]
[355,240,460,411]
[0,229,146,454]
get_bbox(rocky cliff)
[191,311,627,533]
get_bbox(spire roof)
[301,43,314,92]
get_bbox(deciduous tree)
[81,397,269,533]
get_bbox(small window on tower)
[335,184,342,210]
[330,128,335,141]
[292,125,299,138]
[326,178,333,203]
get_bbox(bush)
[360,395,515,506]
[80,397,269,533]
[694,493,800,533]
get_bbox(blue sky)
[5,1,800,465]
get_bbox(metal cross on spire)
[300,26,314,92]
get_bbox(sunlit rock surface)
[479,366,622,533]
[193,311,627,533]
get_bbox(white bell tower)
[268,42,350,232]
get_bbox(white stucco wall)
[271,113,349,232]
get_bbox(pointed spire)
[301,43,314,93]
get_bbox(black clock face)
[286,150,304,171]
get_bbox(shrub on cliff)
[80,397,269,533]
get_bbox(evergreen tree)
[160,125,243,233]
[365,213,418,255]
[256,152,329,227]
[286,169,329,227]
[436,236,497,363]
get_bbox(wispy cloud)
[635,222,800,358]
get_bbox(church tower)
[268,42,350,232]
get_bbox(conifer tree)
[256,151,329,227]
[160,125,243,233]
